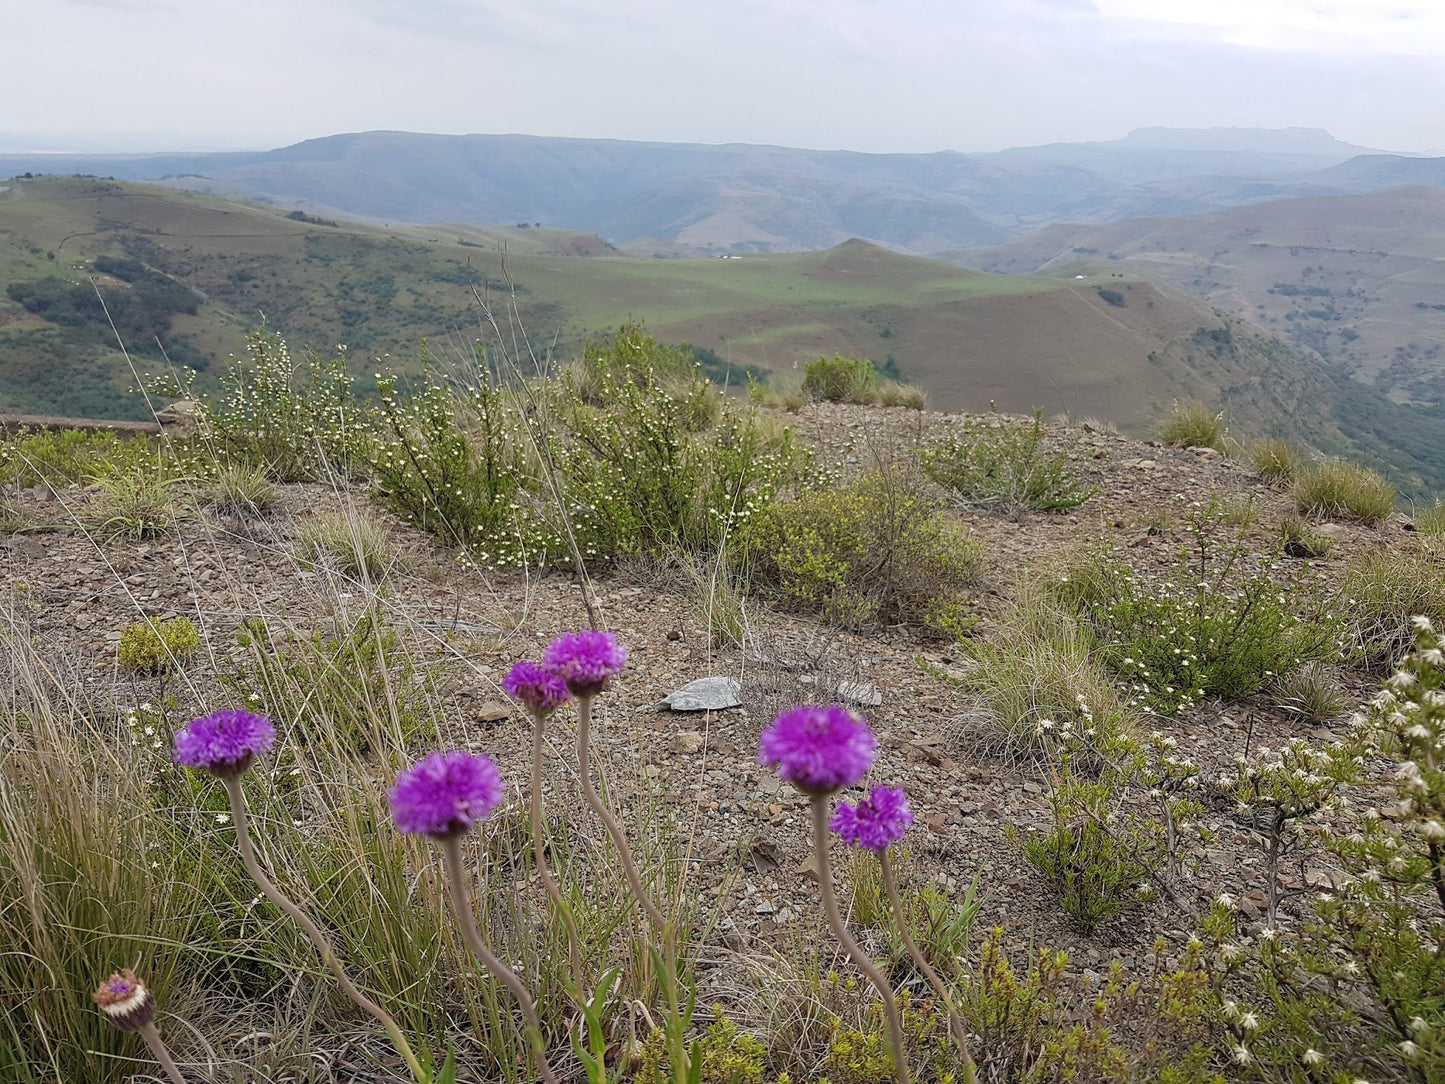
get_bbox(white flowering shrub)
[1058,507,1343,714]
[198,326,374,482]
[1217,737,1361,928]
[1194,621,1445,1082]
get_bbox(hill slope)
[953,187,1445,404]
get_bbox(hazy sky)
[4,0,1443,153]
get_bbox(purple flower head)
[543,630,628,696]
[503,660,572,717]
[831,785,913,852]
[93,969,155,1032]
[758,704,877,795]
[390,751,505,839]
[173,709,275,777]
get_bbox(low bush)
[1412,498,1445,535]
[1053,518,1342,714]
[550,329,806,563]
[921,411,1095,513]
[0,428,161,487]
[1249,437,1303,485]
[803,354,876,403]
[1270,661,1345,722]
[118,617,203,674]
[205,462,280,518]
[1293,459,1396,525]
[1158,400,1226,451]
[740,464,984,628]
[1017,775,1163,933]
[296,509,395,580]
[198,325,373,482]
[1341,545,1445,667]
[962,587,1138,755]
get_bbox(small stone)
[658,677,741,712]
[474,701,510,723]
[797,854,821,881]
[670,730,705,755]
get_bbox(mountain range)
[2,127,1437,256]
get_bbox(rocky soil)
[0,403,1410,992]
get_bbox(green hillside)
[4,174,1442,493]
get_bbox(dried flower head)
[173,709,275,777]
[93,969,156,1032]
[758,704,877,795]
[831,784,912,852]
[390,751,505,838]
[543,630,628,695]
[502,660,572,716]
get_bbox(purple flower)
[502,660,572,716]
[390,751,505,838]
[758,704,877,794]
[831,785,913,852]
[173,709,275,776]
[543,630,628,696]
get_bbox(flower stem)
[530,712,586,990]
[575,695,666,930]
[879,851,975,1083]
[222,777,426,1084]
[576,694,689,1081]
[810,793,909,1084]
[137,1021,186,1084]
[439,834,561,1084]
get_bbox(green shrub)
[847,849,981,975]
[1018,775,1163,933]
[1250,437,1303,485]
[1198,629,1445,1080]
[118,617,203,673]
[1293,460,1396,525]
[1157,401,1226,451]
[741,465,983,628]
[551,329,805,562]
[296,509,395,580]
[803,354,876,403]
[0,428,162,487]
[1055,521,1342,714]
[922,411,1096,512]
[1341,546,1445,667]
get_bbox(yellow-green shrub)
[117,617,202,673]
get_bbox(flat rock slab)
[658,676,742,712]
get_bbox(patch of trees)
[4,256,206,364]
[1269,283,1332,298]
[1096,288,1125,307]
[286,210,340,227]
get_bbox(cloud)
[2,0,1441,153]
